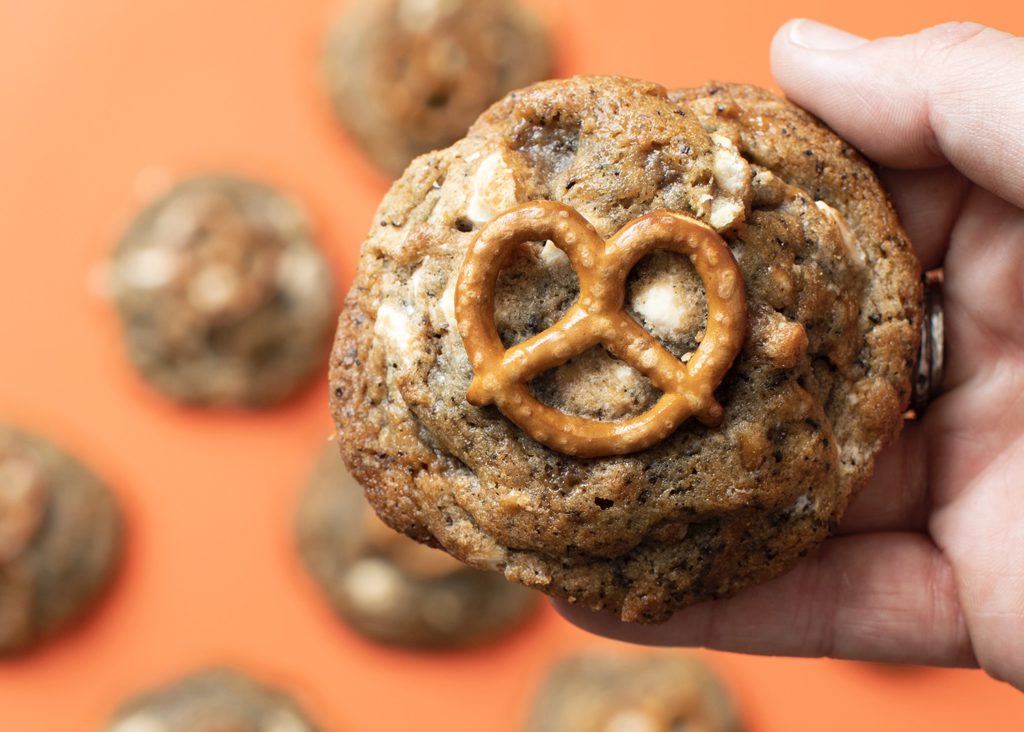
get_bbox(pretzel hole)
[625,251,708,356]
[529,347,660,421]
[493,240,579,348]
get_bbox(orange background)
[1,1,1023,730]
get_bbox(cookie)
[524,652,742,732]
[329,76,922,622]
[322,0,551,175]
[296,444,536,648]
[0,425,120,655]
[106,669,322,732]
[109,175,336,407]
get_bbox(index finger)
[770,20,1024,210]
[555,532,976,668]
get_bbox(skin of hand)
[557,20,1024,691]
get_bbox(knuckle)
[912,22,989,61]
[909,23,990,87]
[906,23,1002,160]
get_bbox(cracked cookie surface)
[330,76,921,622]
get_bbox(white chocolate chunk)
[711,134,749,195]
[397,0,452,32]
[116,246,181,290]
[752,168,776,186]
[410,257,431,303]
[710,198,744,230]
[343,557,402,614]
[539,240,569,267]
[187,263,239,312]
[468,545,508,570]
[612,360,638,383]
[267,710,312,732]
[465,152,518,226]
[374,302,415,354]
[439,277,458,331]
[815,200,865,266]
[276,247,324,295]
[632,279,691,338]
[108,714,167,732]
[791,492,815,515]
[603,709,662,732]
[708,133,750,230]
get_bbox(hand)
[557,20,1024,691]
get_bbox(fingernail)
[788,18,867,50]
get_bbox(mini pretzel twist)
[455,201,747,458]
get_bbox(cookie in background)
[524,651,743,732]
[0,424,120,656]
[322,0,552,175]
[105,668,324,732]
[104,175,336,408]
[296,444,537,648]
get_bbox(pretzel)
[454,201,747,458]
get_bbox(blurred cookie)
[525,653,742,732]
[109,175,335,407]
[106,668,322,732]
[0,424,120,655]
[296,444,536,648]
[322,0,551,175]
[330,76,922,622]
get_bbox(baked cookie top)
[330,76,921,622]
[0,424,120,655]
[110,175,336,407]
[296,444,536,648]
[323,0,551,175]
[524,652,742,732]
[106,669,322,732]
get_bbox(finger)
[556,533,976,667]
[836,421,930,535]
[877,166,971,270]
[771,20,1024,209]
[942,186,1024,389]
